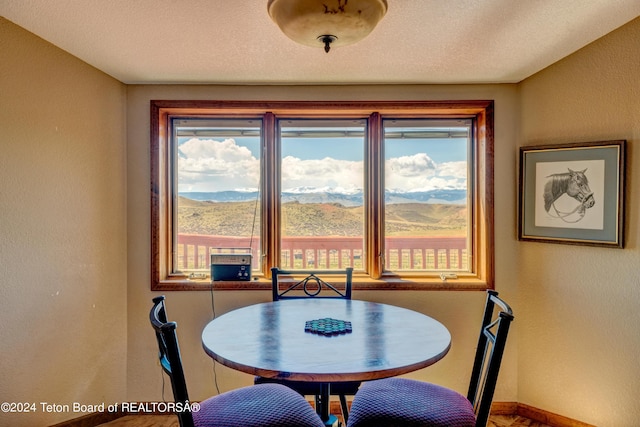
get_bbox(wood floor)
[98,414,552,427]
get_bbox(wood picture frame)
[518,140,625,248]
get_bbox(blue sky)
[282,136,466,164]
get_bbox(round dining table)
[201,298,451,426]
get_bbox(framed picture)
[518,140,625,248]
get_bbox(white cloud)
[178,138,259,192]
[437,161,467,180]
[386,154,466,192]
[387,153,437,177]
[281,156,363,192]
[178,138,466,193]
[179,138,252,161]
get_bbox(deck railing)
[177,234,467,272]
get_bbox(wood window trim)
[151,100,494,291]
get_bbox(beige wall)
[125,84,521,403]
[518,18,640,426]
[3,10,639,427]
[0,18,128,426]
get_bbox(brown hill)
[177,197,466,237]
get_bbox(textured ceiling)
[2,0,639,84]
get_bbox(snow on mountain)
[180,188,466,205]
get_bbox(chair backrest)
[466,290,514,427]
[149,296,195,427]
[271,267,353,301]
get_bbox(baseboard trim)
[515,402,596,427]
[490,401,519,415]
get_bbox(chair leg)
[339,394,349,424]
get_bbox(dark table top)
[202,299,451,382]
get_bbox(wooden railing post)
[177,234,466,272]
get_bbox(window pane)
[173,119,261,275]
[279,120,365,270]
[383,119,471,272]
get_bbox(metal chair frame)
[266,267,355,424]
[272,267,353,301]
[346,289,513,427]
[467,289,514,427]
[149,296,195,427]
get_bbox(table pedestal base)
[316,383,341,426]
[324,414,339,427]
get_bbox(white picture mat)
[534,160,605,230]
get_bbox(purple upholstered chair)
[150,296,325,427]
[347,290,514,427]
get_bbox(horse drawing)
[543,168,595,222]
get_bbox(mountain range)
[179,189,466,206]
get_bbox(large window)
[279,119,366,270]
[151,101,494,290]
[383,119,471,272]
[173,119,262,276]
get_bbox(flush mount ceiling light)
[267,0,388,53]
